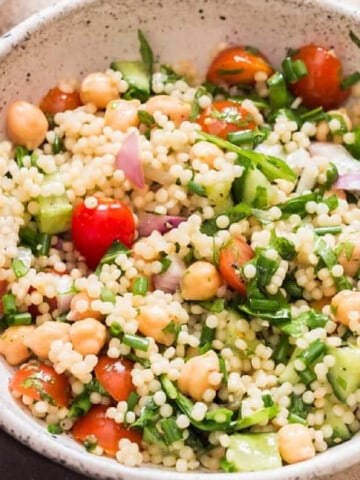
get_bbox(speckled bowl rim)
[2,0,360,479]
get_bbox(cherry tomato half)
[218,237,255,296]
[94,356,135,402]
[72,198,136,270]
[197,100,256,139]
[207,46,273,86]
[9,360,71,407]
[40,87,82,114]
[72,405,142,456]
[289,44,350,110]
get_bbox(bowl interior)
[1,0,360,479]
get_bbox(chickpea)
[278,424,315,464]
[67,291,104,322]
[181,261,221,301]
[24,321,70,359]
[80,72,119,109]
[189,141,223,168]
[137,304,175,346]
[177,350,221,401]
[69,318,106,356]
[144,95,190,125]
[331,290,360,328]
[6,101,48,150]
[338,243,360,277]
[0,325,35,365]
[104,99,140,132]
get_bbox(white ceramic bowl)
[1,0,360,478]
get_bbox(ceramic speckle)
[1,0,360,478]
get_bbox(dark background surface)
[0,428,88,480]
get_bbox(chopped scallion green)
[123,333,150,352]
[132,276,149,296]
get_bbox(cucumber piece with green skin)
[111,61,150,102]
[323,397,351,446]
[278,347,301,385]
[206,180,233,215]
[233,165,276,208]
[36,173,72,235]
[221,433,282,472]
[327,346,360,402]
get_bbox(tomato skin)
[94,356,135,402]
[0,279,8,315]
[290,44,350,109]
[197,100,256,139]
[207,46,273,86]
[72,405,142,456]
[40,87,82,114]
[72,198,136,270]
[219,237,255,295]
[9,361,71,407]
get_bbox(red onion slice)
[153,256,186,293]
[334,173,360,191]
[115,132,145,189]
[138,213,186,237]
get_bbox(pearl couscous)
[2,31,360,473]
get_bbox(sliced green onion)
[37,232,52,256]
[341,71,360,90]
[321,162,338,192]
[52,133,64,154]
[288,413,308,425]
[218,356,228,384]
[109,321,122,337]
[160,417,183,444]
[127,391,140,410]
[160,256,172,273]
[205,407,233,424]
[313,226,342,236]
[187,180,207,197]
[248,297,280,312]
[132,276,148,296]
[199,298,225,313]
[282,57,307,83]
[227,129,254,146]
[2,293,16,315]
[323,194,339,211]
[15,145,30,167]
[350,30,360,49]
[7,312,32,326]
[273,336,290,364]
[256,254,279,288]
[262,394,274,407]
[298,369,317,385]
[267,72,289,109]
[299,106,327,123]
[19,226,38,252]
[278,192,319,218]
[47,424,63,435]
[315,237,337,269]
[98,239,130,267]
[11,259,29,278]
[68,393,92,418]
[123,333,150,352]
[297,339,327,367]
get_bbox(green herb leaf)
[138,30,154,77]
[137,110,155,126]
[190,86,209,121]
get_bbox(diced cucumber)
[225,309,260,357]
[233,165,276,208]
[278,347,300,385]
[206,180,233,215]
[221,433,282,472]
[111,61,150,101]
[36,174,72,235]
[327,346,360,402]
[323,398,351,446]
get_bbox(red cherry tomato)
[9,361,71,407]
[219,237,255,296]
[289,44,350,109]
[40,87,82,114]
[207,46,273,86]
[197,100,256,139]
[0,279,8,315]
[94,356,135,402]
[72,405,142,457]
[72,198,136,270]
